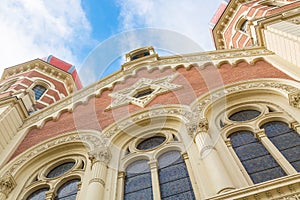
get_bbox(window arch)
[55,179,80,200]
[0,79,17,93]
[261,121,300,172]
[26,188,48,200]
[124,160,153,200]
[121,131,196,199]
[158,151,195,199]
[223,103,300,185]
[32,84,47,100]
[21,156,85,200]
[229,130,286,184]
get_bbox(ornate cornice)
[0,173,16,197]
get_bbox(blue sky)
[0,0,224,85]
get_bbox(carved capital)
[88,147,111,165]
[0,174,16,197]
[289,91,300,108]
[255,130,267,141]
[198,118,209,133]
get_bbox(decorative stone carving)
[0,174,16,197]
[198,118,209,133]
[88,147,112,165]
[288,91,300,108]
[6,133,103,174]
[107,74,182,109]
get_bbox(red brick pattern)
[10,61,294,159]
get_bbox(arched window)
[158,151,195,200]
[229,130,286,183]
[47,162,75,178]
[32,85,46,100]
[26,188,48,200]
[55,179,80,200]
[124,160,153,200]
[261,121,300,172]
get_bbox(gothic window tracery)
[26,188,48,200]
[22,157,85,200]
[55,179,80,200]
[122,132,196,199]
[224,105,300,185]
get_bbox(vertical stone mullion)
[255,130,297,175]
[116,172,125,200]
[148,160,161,200]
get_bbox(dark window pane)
[124,188,153,200]
[230,131,286,184]
[56,179,79,200]
[47,162,75,178]
[124,160,153,200]
[262,121,300,172]
[158,151,195,200]
[33,85,46,100]
[137,136,166,150]
[229,110,260,122]
[27,188,48,200]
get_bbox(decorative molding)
[6,132,103,175]
[0,173,16,197]
[88,147,112,165]
[89,178,105,187]
[192,80,300,117]
[107,74,182,109]
[198,118,209,133]
[288,91,300,109]
[103,105,194,138]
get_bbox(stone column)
[116,172,125,200]
[193,118,234,194]
[86,147,111,200]
[148,161,161,200]
[0,174,16,200]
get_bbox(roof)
[43,55,83,89]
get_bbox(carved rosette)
[289,91,300,108]
[0,174,16,197]
[88,147,112,165]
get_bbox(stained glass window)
[55,179,80,200]
[229,110,261,122]
[158,151,195,200]
[27,188,48,200]
[124,160,153,200]
[262,121,300,172]
[47,162,75,178]
[33,85,46,100]
[137,136,166,150]
[230,130,286,184]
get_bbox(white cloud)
[117,0,223,53]
[0,0,92,75]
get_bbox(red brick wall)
[10,60,294,159]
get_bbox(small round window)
[137,136,166,150]
[229,110,261,122]
[46,162,75,178]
